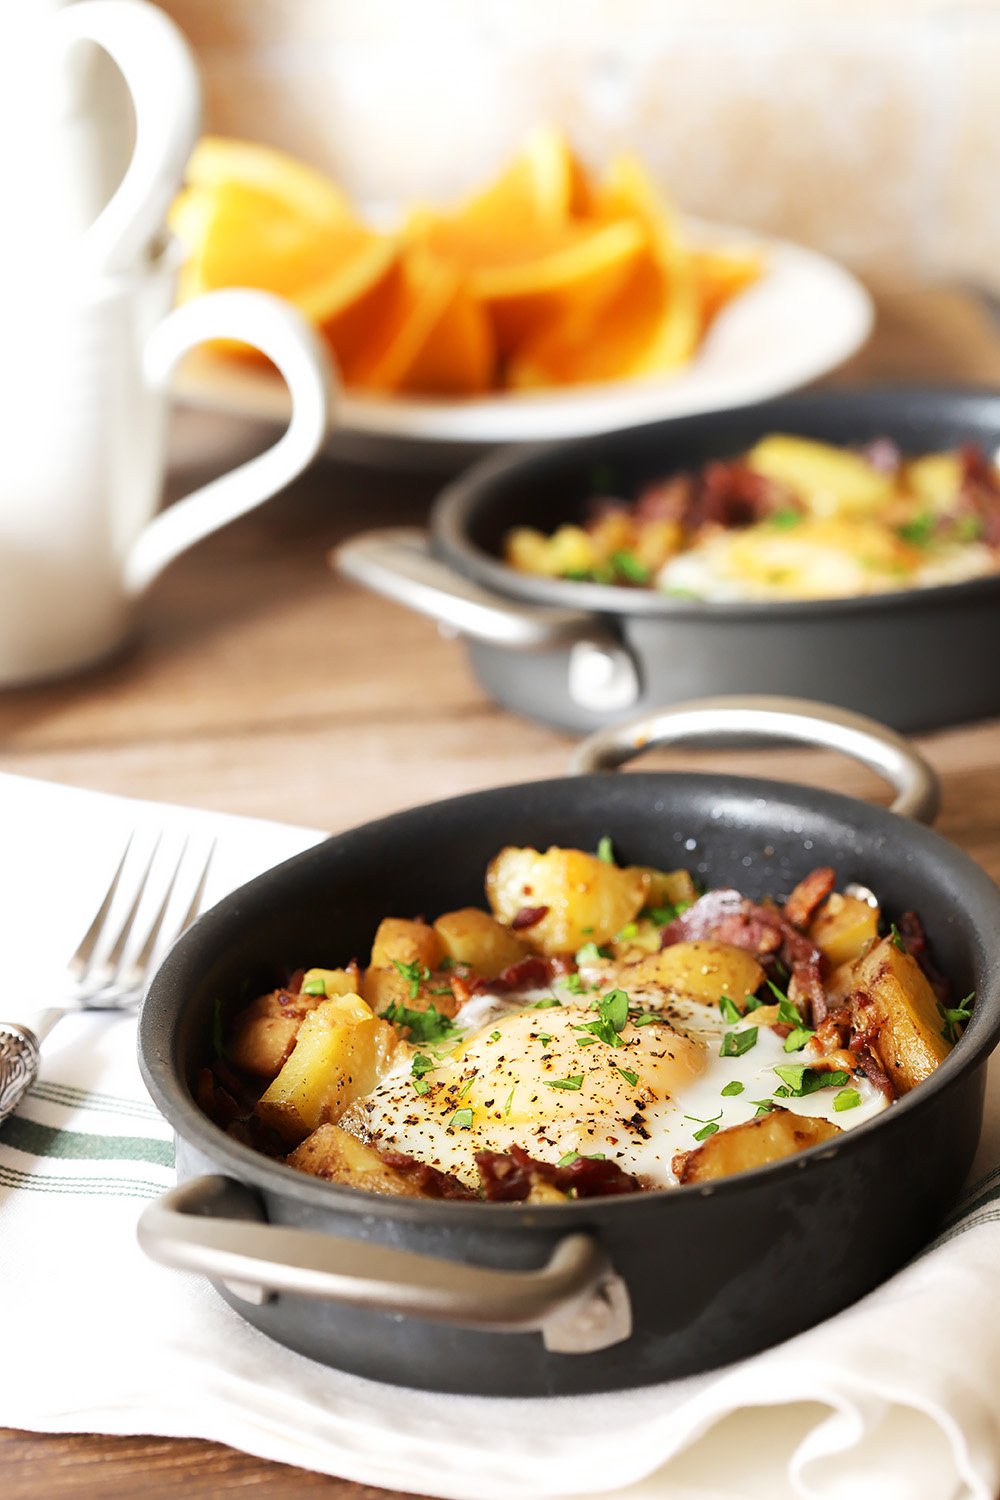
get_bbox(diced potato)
[227,987,324,1080]
[361,965,459,1017]
[905,453,963,513]
[677,1109,841,1185]
[433,907,529,978]
[548,524,602,576]
[631,866,698,912]
[625,940,764,1006]
[287,1124,428,1197]
[746,434,893,517]
[369,918,444,973]
[610,916,663,959]
[256,992,400,1143]
[850,936,952,1093]
[301,967,361,998]
[810,893,879,968]
[486,845,649,954]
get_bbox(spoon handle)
[0,1025,41,1125]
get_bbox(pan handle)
[332,528,641,712]
[138,1174,632,1355]
[569,694,940,824]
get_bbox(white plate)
[175,220,873,465]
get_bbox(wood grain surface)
[2,285,1000,1496]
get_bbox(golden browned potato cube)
[227,988,324,1080]
[631,866,698,912]
[256,992,400,1144]
[626,940,764,1006]
[746,434,893,517]
[486,845,649,954]
[809,894,879,969]
[433,907,529,978]
[300,967,362,998]
[369,918,444,973]
[361,965,459,1018]
[287,1124,428,1197]
[677,1109,841,1184]
[850,936,953,1093]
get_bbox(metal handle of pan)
[138,1174,632,1354]
[332,528,641,713]
[569,694,941,824]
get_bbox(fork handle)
[0,1025,41,1125]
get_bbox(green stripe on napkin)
[1,1115,173,1167]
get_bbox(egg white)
[340,984,887,1189]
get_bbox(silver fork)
[0,835,213,1127]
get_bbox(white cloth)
[2,771,999,1500]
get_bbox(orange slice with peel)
[184,136,351,228]
[341,251,493,396]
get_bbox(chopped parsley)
[561,973,590,995]
[776,997,803,1027]
[889,923,907,953]
[955,514,984,542]
[504,1086,515,1117]
[458,1075,475,1099]
[546,1074,584,1091]
[939,993,974,1044]
[575,941,613,963]
[769,508,802,530]
[597,835,616,864]
[391,958,430,999]
[301,975,328,997]
[557,1151,580,1167]
[693,1121,720,1142]
[612,550,651,584]
[381,1001,459,1044]
[574,988,630,1048]
[616,921,639,941]
[488,1030,501,1043]
[834,1087,862,1112]
[721,1026,758,1058]
[752,1098,777,1116]
[641,899,692,926]
[718,994,742,1024]
[773,1063,850,1096]
[783,1026,816,1053]
[896,510,935,547]
[450,1108,474,1130]
[766,978,791,1008]
[721,1080,745,1097]
[411,1053,435,1079]
[538,1033,553,1047]
[530,997,562,1009]
[632,1010,662,1027]
[743,993,764,1012]
[615,1065,639,1087]
[413,1079,430,1096]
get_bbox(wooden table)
[4,286,1000,1497]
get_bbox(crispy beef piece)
[380,1151,477,1200]
[894,910,949,1002]
[511,905,549,931]
[635,474,694,525]
[848,1029,897,1101]
[690,461,795,531]
[790,959,827,1024]
[195,1066,243,1129]
[476,1144,641,1201]
[663,888,825,1024]
[960,443,1000,545]
[783,867,836,931]
[471,953,573,995]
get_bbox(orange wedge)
[693,247,764,329]
[342,251,494,396]
[184,136,351,228]
[453,124,588,237]
[507,243,699,389]
[173,180,397,332]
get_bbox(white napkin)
[2,771,1000,1500]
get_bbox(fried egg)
[339,986,888,1188]
[657,520,995,602]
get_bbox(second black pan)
[336,386,1000,734]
